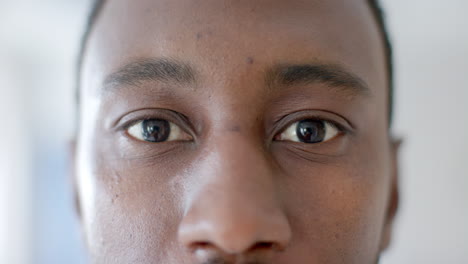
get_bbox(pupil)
[296,120,326,143]
[142,119,170,142]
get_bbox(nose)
[178,134,292,256]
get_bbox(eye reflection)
[276,119,340,143]
[127,119,192,143]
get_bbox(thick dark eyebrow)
[103,58,196,89]
[103,59,369,99]
[266,64,371,97]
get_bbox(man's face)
[76,0,398,263]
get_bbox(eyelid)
[275,119,340,142]
[126,119,192,142]
[270,110,354,142]
[112,109,195,137]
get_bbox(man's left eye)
[127,119,192,143]
[275,119,340,143]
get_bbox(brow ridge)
[266,63,371,97]
[104,58,196,89]
[103,58,370,99]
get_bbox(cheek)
[77,138,192,262]
[278,150,390,261]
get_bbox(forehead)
[82,0,386,107]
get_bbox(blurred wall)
[381,1,468,262]
[0,0,466,263]
[0,1,91,263]
[0,29,32,264]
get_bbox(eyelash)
[115,112,351,142]
[274,114,349,135]
[120,114,159,131]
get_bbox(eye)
[275,119,340,143]
[127,119,192,143]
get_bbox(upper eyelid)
[123,118,195,144]
[271,108,355,127]
[113,116,195,145]
[120,117,151,131]
[276,116,348,136]
[113,109,353,141]
[269,111,356,144]
[288,119,340,130]
[121,116,176,130]
[112,109,191,132]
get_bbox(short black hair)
[77,0,394,124]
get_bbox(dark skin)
[75,0,399,263]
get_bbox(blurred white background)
[0,0,466,263]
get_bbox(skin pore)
[75,0,399,263]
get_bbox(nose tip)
[178,209,291,255]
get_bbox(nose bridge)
[202,133,277,214]
[178,133,291,254]
[211,131,270,183]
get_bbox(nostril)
[190,241,212,250]
[251,242,273,250]
[248,241,280,252]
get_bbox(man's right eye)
[127,119,192,143]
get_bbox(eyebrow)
[266,63,371,98]
[103,58,370,98]
[103,58,196,89]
